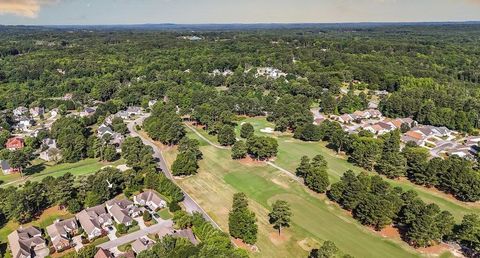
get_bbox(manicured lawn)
[1,158,126,188]
[157,209,173,220]
[235,117,480,221]
[166,130,420,258]
[118,243,132,252]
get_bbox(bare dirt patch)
[378,225,401,239]
[269,231,291,246]
[238,156,265,167]
[298,237,320,251]
[417,243,451,256]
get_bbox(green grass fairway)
[1,158,125,188]
[233,117,479,221]
[168,130,420,258]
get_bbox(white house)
[134,190,167,211]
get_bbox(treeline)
[380,77,480,131]
[327,170,479,252]
[138,212,248,258]
[315,120,480,202]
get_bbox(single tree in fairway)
[218,124,236,146]
[268,200,292,235]
[228,192,258,245]
[231,140,247,159]
[240,123,254,139]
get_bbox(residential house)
[401,131,427,146]
[449,146,476,160]
[110,133,124,148]
[42,138,57,149]
[76,205,112,240]
[148,100,158,108]
[106,199,141,226]
[80,107,96,117]
[1,160,20,175]
[134,190,167,211]
[337,114,354,124]
[117,111,129,120]
[352,110,370,120]
[131,236,155,254]
[126,107,142,117]
[171,228,199,245]
[29,107,44,118]
[40,148,62,162]
[365,122,394,135]
[97,124,114,138]
[49,108,59,119]
[46,218,79,252]
[13,106,28,117]
[94,248,114,258]
[6,137,25,150]
[8,226,49,258]
[366,109,382,118]
[255,67,287,79]
[16,117,34,131]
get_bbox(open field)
[162,130,422,258]
[1,158,125,188]
[231,117,480,221]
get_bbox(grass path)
[171,126,423,258]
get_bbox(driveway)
[134,216,147,229]
[106,226,118,240]
[97,219,173,250]
[72,236,84,252]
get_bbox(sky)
[0,0,480,25]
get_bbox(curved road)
[127,115,221,230]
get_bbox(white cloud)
[0,0,59,18]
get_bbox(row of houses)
[7,190,168,257]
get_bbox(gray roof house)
[106,199,141,226]
[131,236,155,254]
[76,204,112,240]
[46,218,78,252]
[97,124,114,138]
[133,190,167,211]
[8,226,49,258]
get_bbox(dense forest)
[1,24,480,134]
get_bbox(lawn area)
[157,209,173,220]
[234,117,480,221]
[165,130,421,258]
[1,158,125,188]
[0,205,74,245]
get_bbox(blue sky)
[0,0,480,25]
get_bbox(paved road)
[98,220,173,249]
[127,115,221,230]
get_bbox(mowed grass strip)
[1,158,125,188]
[234,117,479,221]
[169,130,419,258]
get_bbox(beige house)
[134,190,167,211]
[106,199,141,226]
[131,236,155,254]
[46,218,79,252]
[76,204,112,240]
[8,226,49,258]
